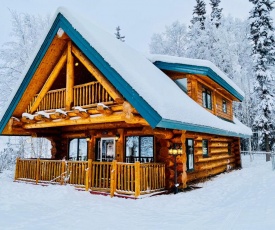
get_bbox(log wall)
[154,129,241,190]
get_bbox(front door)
[96,137,116,162]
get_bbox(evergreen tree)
[191,0,206,30]
[115,26,125,42]
[210,0,223,28]
[249,0,275,154]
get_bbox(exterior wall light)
[168,144,183,194]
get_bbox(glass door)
[96,137,116,162]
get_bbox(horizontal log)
[196,158,235,171]
[196,155,235,163]
[142,127,174,139]
[187,164,234,182]
[23,112,149,129]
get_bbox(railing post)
[88,159,92,189]
[36,158,40,184]
[14,158,20,181]
[85,159,92,191]
[135,161,141,198]
[110,160,117,198]
[61,160,66,185]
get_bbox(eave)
[156,119,251,138]
[153,61,244,102]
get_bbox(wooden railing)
[15,158,165,197]
[27,81,113,112]
[15,158,87,186]
[140,163,165,192]
[73,82,112,108]
[90,162,112,191]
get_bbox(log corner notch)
[97,103,113,116]
[122,101,149,126]
[181,130,188,189]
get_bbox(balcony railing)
[27,81,113,112]
[14,158,166,197]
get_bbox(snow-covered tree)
[0,10,50,110]
[114,26,125,42]
[210,0,223,28]
[191,0,206,30]
[149,21,187,56]
[249,0,275,153]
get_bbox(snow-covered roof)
[148,54,245,101]
[0,7,252,137]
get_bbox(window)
[125,136,154,163]
[202,87,212,109]
[186,139,194,171]
[222,99,227,113]
[202,139,209,157]
[69,138,87,161]
[175,78,188,93]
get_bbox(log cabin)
[0,8,251,197]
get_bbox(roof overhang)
[153,61,244,102]
[0,12,162,134]
[157,118,251,138]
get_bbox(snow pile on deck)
[0,155,274,229]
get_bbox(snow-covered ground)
[0,155,274,230]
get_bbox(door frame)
[97,137,116,162]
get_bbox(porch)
[14,158,166,198]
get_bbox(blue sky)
[0,0,270,53]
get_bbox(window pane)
[101,139,115,161]
[222,100,227,113]
[207,93,212,109]
[186,139,194,171]
[140,137,153,157]
[69,139,78,160]
[126,136,139,157]
[78,139,87,160]
[202,140,208,156]
[69,138,87,161]
[202,91,206,107]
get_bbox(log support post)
[36,158,40,184]
[14,158,20,181]
[66,40,74,111]
[61,160,66,185]
[134,161,141,198]
[85,159,92,191]
[181,131,187,189]
[110,160,117,197]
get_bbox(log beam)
[65,41,74,110]
[29,50,67,114]
[97,104,113,115]
[23,112,148,129]
[71,45,124,104]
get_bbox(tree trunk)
[265,134,270,162]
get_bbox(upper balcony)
[26,81,113,113]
